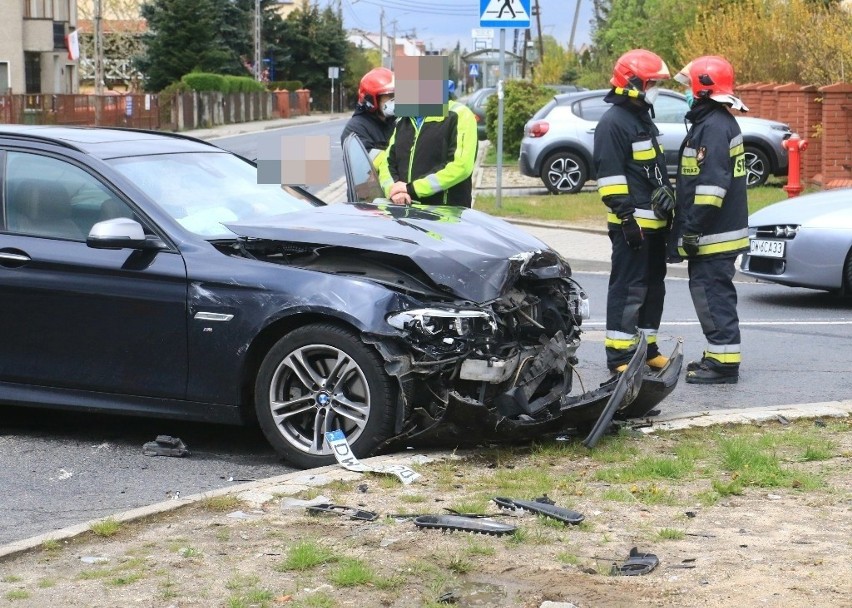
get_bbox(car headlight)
[387,308,497,338]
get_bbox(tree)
[271,1,348,105]
[138,0,237,91]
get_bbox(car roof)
[0,125,221,159]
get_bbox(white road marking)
[582,320,852,327]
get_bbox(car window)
[475,91,494,109]
[532,99,558,121]
[653,94,688,124]
[572,96,610,122]
[108,152,313,238]
[3,151,135,241]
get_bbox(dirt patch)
[1,418,851,608]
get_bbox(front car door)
[0,149,189,399]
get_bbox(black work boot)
[686,359,704,372]
[685,362,738,384]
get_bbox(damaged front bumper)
[386,335,683,450]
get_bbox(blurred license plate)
[750,239,785,258]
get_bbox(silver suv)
[519,89,793,194]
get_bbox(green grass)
[482,146,517,165]
[198,495,245,512]
[446,553,474,574]
[276,540,337,572]
[37,578,55,589]
[225,574,274,608]
[90,518,121,538]
[556,551,581,565]
[717,436,823,489]
[1,576,22,583]
[4,590,30,601]
[329,558,375,587]
[474,186,789,224]
[41,539,62,552]
[595,455,694,483]
[464,539,496,557]
[657,528,686,540]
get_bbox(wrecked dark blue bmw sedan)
[0,127,680,468]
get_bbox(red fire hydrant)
[782,133,808,198]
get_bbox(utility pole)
[390,19,398,71]
[533,0,544,66]
[568,0,582,52]
[94,0,103,124]
[253,0,261,80]
[379,7,384,68]
[521,28,530,78]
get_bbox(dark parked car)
[0,126,679,468]
[465,84,585,140]
[520,89,792,194]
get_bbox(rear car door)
[0,149,189,398]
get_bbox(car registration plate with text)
[750,239,785,258]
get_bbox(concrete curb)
[2,402,848,562]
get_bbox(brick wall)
[734,82,852,187]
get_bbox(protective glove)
[682,233,701,257]
[651,185,676,219]
[621,216,644,250]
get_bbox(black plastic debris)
[493,496,584,525]
[306,504,378,522]
[413,515,517,536]
[142,435,190,457]
[611,547,659,576]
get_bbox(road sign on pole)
[479,0,531,29]
[469,64,480,78]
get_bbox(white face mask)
[644,86,660,105]
[381,99,395,117]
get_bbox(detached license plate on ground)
[750,239,785,258]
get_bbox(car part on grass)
[324,429,421,485]
[493,496,584,525]
[142,435,190,457]
[611,547,659,576]
[306,504,379,522]
[413,515,517,536]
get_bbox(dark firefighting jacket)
[593,89,670,232]
[672,100,749,259]
[377,101,478,206]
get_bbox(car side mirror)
[87,217,155,250]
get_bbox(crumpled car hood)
[227,202,571,302]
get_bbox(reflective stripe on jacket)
[592,90,670,232]
[673,101,749,259]
[377,101,477,206]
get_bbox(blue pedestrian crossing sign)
[480,0,531,28]
[469,63,480,77]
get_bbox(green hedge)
[484,81,555,157]
[267,80,304,91]
[180,72,267,94]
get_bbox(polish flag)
[66,30,79,61]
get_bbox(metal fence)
[0,94,161,129]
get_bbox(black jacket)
[672,100,749,259]
[340,105,395,152]
[593,90,670,232]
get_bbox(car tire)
[540,151,587,194]
[743,146,770,188]
[842,247,852,297]
[254,323,397,469]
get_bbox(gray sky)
[333,0,595,53]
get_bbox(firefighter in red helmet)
[593,49,675,374]
[671,56,749,384]
[341,67,396,158]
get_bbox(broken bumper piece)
[389,335,682,449]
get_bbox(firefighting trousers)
[687,256,741,371]
[605,231,667,370]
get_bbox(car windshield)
[108,151,315,238]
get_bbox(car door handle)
[0,250,32,268]
[586,128,595,134]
